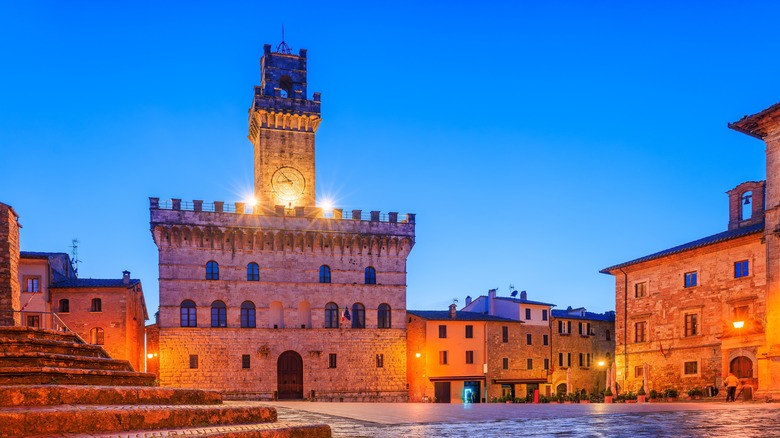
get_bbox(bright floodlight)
[733,321,745,329]
[415,352,421,358]
[598,361,605,367]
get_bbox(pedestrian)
[724,373,739,402]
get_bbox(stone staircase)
[0,326,156,386]
[0,327,331,437]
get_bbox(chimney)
[449,303,457,319]
[488,289,496,316]
[465,295,472,306]
[122,270,130,285]
[520,290,527,301]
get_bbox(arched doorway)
[730,356,753,378]
[277,351,303,399]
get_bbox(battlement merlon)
[149,197,415,240]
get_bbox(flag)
[342,306,351,322]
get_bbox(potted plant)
[649,389,660,403]
[563,393,574,404]
[664,388,679,401]
[625,391,638,403]
[687,387,703,400]
[637,385,646,403]
[604,387,613,404]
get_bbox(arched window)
[279,74,292,98]
[206,261,219,280]
[556,383,567,395]
[325,302,339,328]
[211,300,227,328]
[90,327,104,345]
[378,303,391,328]
[741,191,753,221]
[247,262,259,281]
[181,300,197,327]
[90,298,102,312]
[240,301,256,328]
[352,303,366,329]
[731,356,753,378]
[319,265,331,283]
[365,267,376,285]
[59,299,69,313]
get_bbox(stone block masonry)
[0,203,21,326]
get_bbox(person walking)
[724,373,739,402]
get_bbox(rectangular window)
[527,358,533,370]
[465,325,473,339]
[684,361,698,375]
[579,353,584,367]
[544,358,549,370]
[635,281,646,298]
[567,353,571,367]
[542,309,548,321]
[466,350,474,364]
[685,313,698,337]
[502,326,508,343]
[635,366,643,378]
[735,260,749,278]
[543,334,549,346]
[91,298,102,312]
[587,323,592,336]
[558,352,563,367]
[578,322,584,335]
[559,320,569,335]
[567,321,572,334]
[526,333,532,345]
[242,354,251,369]
[684,271,698,288]
[439,351,448,365]
[587,353,591,368]
[376,354,384,368]
[329,353,337,368]
[502,358,509,370]
[525,308,531,320]
[189,355,198,369]
[635,322,647,343]
[26,315,40,328]
[438,325,447,338]
[25,277,40,293]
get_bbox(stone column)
[0,203,21,326]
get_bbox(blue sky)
[2,1,779,319]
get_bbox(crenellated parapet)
[149,197,415,257]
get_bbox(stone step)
[0,366,156,386]
[0,352,134,372]
[66,421,332,438]
[0,338,109,359]
[0,385,222,407]
[0,402,279,437]
[0,326,84,344]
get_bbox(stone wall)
[550,318,615,395]
[0,203,20,326]
[612,232,764,394]
[158,327,407,401]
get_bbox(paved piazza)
[266,401,780,437]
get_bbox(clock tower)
[248,42,321,213]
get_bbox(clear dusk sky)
[2,1,780,320]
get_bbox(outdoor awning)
[428,376,485,382]
[492,378,548,384]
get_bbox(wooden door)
[277,351,303,399]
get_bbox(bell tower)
[248,42,321,213]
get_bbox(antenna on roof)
[70,238,81,278]
[276,25,292,54]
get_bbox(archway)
[277,351,303,399]
[730,356,753,378]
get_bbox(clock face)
[271,167,306,200]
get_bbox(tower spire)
[276,25,291,54]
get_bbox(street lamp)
[733,321,745,329]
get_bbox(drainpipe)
[619,268,628,391]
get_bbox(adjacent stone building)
[550,307,616,395]
[0,203,21,326]
[150,42,415,401]
[407,305,550,403]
